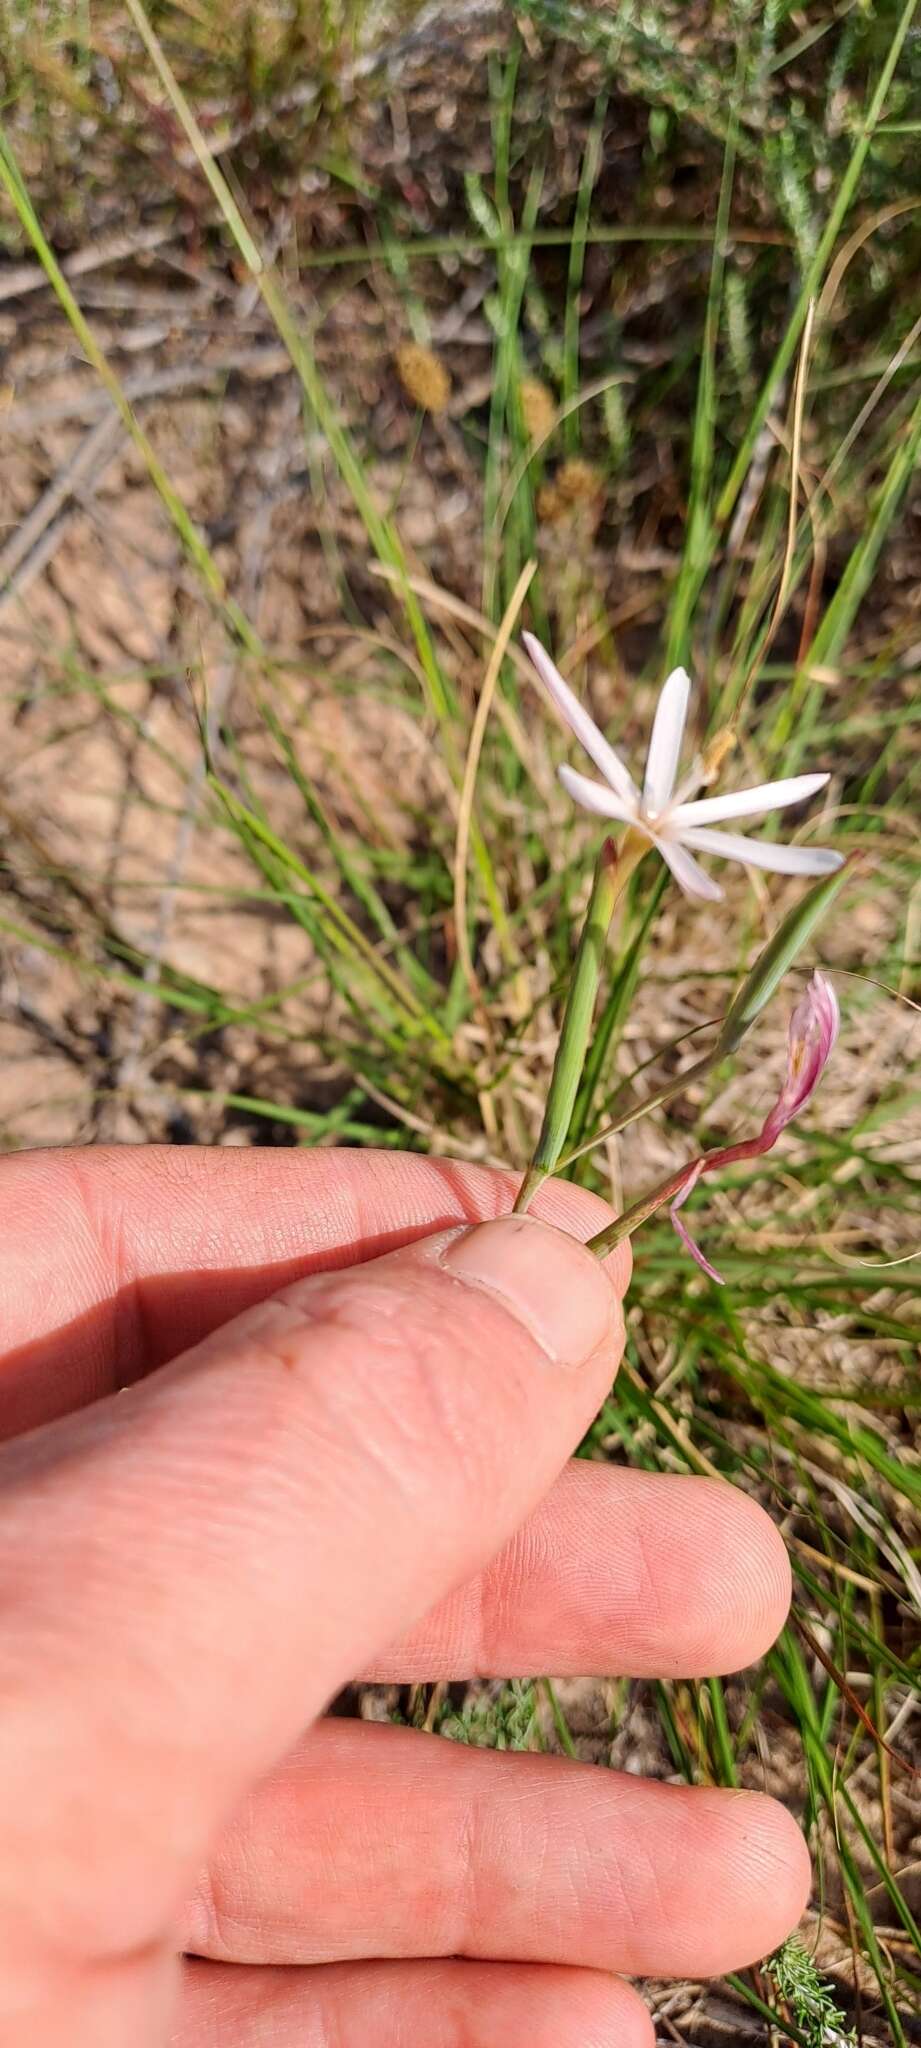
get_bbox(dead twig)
[0,412,124,617]
[2,345,292,433]
[0,221,174,306]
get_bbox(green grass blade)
[122,0,454,726]
[665,64,742,667]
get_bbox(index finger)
[0,1148,629,1436]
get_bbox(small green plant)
[768,1937,857,2048]
[438,1681,540,1752]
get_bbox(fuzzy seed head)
[519,376,557,441]
[395,341,451,414]
[538,458,605,527]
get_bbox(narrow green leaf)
[718,858,853,1051]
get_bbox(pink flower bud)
[761,969,840,1144]
[670,971,840,1282]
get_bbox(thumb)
[1,1215,625,1966]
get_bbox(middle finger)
[367,1461,790,1680]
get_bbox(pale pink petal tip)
[523,633,638,806]
[669,1166,725,1285]
[806,968,840,1057]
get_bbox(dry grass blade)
[766,298,817,655]
[0,414,124,614]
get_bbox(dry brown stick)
[2,345,292,433]
[0,411,124,617]
[0,221,175,306]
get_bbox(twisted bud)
[670,971,840,1283]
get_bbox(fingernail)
[439,1215,614,1368]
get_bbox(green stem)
[707,1676,738,1786]
[586,1160,693,1258]
[566,871,665,1157]
[513,833,648,1214]
[542,1678,578,1760]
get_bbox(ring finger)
[183,1720,810,1980]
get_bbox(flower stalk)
[514,829,648,1213]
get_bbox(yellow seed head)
[556,456,604,505]
[519,375,557,441]
[394,341,451,414]
[538,458,604,526]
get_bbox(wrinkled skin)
[0,1147,809,2047]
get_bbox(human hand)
[0,1147,808,2046]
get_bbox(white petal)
[670,773,830,828]
[558,764,637,824]
[523,633,639,803]
[643,666,691,811]
[680,827,845,876]
[657,836,724,901]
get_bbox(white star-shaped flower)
[524,633,844,902]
